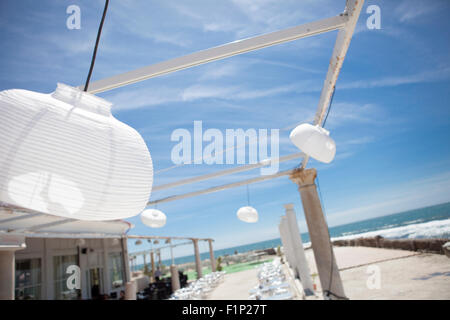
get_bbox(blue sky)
[1,0,450,261]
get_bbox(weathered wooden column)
[157,250,162,268]
[0,234,26,300]
[192,239,202,279]
[170,264,181,292]
[125,281,137,300]
[121,237,131,283]
[150,250,155,282]
[290,168,346,300]
[143,253,147,271]
[208,239,216,272]
[284,203,314,295]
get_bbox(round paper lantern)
[0,83,153,220]
[135,240,142,245]
[289,123,336,163]
[140,209,166,228]
[237,206,258,223]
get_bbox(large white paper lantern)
[141,209,166,228]
[237,206,258,223]
[0,83,153,220]
[289,123,336,163]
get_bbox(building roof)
[0,203,132,239]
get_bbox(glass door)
[87,268,103,299]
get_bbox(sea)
[155,202,450,267]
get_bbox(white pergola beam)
[9,218,75,233]
[126,234,212,241]
[83,15,348,94]
[2,231,124,239]
[301,0,364,168]
[153,152,304,191]
[148,169,293,205]
[130,241,192,256]
[0,212,44,223]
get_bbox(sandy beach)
[205,247,450,300]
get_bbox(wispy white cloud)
[169,0,337,40]
[199,62,241,80]
[395,0,443,23]
[181,84,239,101]
[324,102,385,128]
[107,80,319,111]
[111,2,192,47]
[107,86,182,111]
[340,67,450,90]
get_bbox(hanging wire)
[246,184,250,206]
[316,85,348,299]
[83,0,110,92]
[322,86,336,129]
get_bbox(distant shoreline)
[131,202,450,269]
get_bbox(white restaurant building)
[0,205,132,300]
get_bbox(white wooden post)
[284,203,314,295]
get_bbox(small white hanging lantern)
[237,206,258,223]
[140,209,167,228]
[289,123,336,163]
[0,83,153,221]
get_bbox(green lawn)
[185,258,274,281]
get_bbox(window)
[53,255,79,300]
[109,252,124,288]
[15,258,42,300]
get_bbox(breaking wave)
[331,218,450,241]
